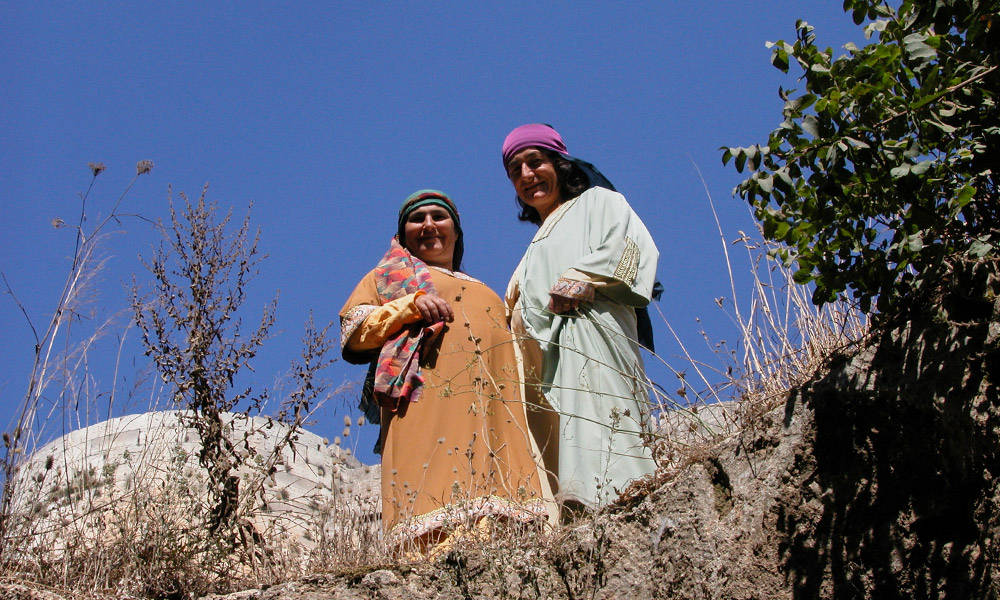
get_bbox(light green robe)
[507,186,658,508]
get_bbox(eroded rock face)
[778,291,1000,599]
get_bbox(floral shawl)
[369,238,444,411]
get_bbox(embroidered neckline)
[533,197,578,243]
[429,265,482,284]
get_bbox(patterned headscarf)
[397,189,464,272]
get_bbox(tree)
[724,0,999,313]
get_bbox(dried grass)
[645,169,868,472]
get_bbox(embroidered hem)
[387,495,548,542]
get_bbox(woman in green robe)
[501,123,660,512]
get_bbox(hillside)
[195,263,999,600]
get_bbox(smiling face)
[402,205,457,269]
[506,147,562,222]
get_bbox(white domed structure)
[9,411,381,553]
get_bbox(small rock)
[362,569,401,588]
[200,590,260,600]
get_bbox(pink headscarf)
[502,123,569,166]
[501,123,616,193]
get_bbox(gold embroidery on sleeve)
[613,236,640,286]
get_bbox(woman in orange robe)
[340,190,546,550]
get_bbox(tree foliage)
[724,0,999,313]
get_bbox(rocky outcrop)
[778,276,1000,598]
[197,272,999,599]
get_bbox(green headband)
[400,198,456,222]
[398,189,460,226]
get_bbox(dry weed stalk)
[132,186,277,536]
[1,161,152,561]
[129,187,367,589]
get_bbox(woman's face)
[506,147,562,221]
[403,205,457,269]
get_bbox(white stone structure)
[10,405,731,557]
[10,411,381,550]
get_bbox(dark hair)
[514,149,591,225]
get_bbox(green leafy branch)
[722,0,999,313]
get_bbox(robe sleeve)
[504,268,522,327]
[339,270,423,364]
[569,188,659,307]
[347,293,424,352]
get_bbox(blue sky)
[1,2,864,464]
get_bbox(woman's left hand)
[548,293,581,313]
[415,293,454,323]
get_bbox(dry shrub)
[3,412,387,599]
[304,494,386,572]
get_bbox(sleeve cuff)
[550,277,596,302]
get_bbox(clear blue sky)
[1,2,863,464]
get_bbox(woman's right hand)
[547,278,595,314]
[414,293,454,324]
